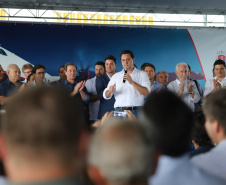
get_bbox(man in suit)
[96,55,116,119]
[85,61,105,123]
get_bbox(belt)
[116,106,142,111]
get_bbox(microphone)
[123,68,128,83]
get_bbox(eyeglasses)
[36,72,45,75]
[24,71,32,74]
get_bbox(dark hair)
[120,50,134,59]
[59,65,65,73]
[142,90,194,157]
[213,59,225,68]
[203,89,226,133]
[95,61,105,69]
[105,55,116,64]
[64,63,77,71]
[32,64,45,74]
[192,112,212,146]
[187,64,191,72]
[141,63,156,72]
[27,72,34,82]
[2,86,84,164]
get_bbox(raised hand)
[213,79,221,90]
[178,81,185,96]
[79,80,86,92]
[123,73,134,84]
[187,81,193,93]
[109,84,116,93]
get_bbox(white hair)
[88,119,154,185]
[7,64,19,72]
[175,62,188,72]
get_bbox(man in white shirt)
[85,61,105,123]
[191,89,226,181]
[167,62,200,112]
[103,50,150,118]
[204,59,226,97]
[140,90,225,185]
[31,64,48,86]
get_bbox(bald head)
[6,64,21,83]
[156,71,168,87]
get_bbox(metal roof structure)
[1,0,226,28]
[0,0,226,14]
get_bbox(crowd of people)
[0,49,226,184]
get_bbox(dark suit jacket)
[96,73,115,119]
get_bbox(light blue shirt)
[191,139,226,181]
[149,154,225,185]
[151,81,166,92]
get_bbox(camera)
[113,111,127,119]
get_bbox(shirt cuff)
[103,88,113,100]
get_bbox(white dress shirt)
[191,139,226,181]
[103,68,151,108]
[85,76,100,120]
[167,79,200,112]
[149,154,225,185]
[204,76,226,97]
[30,79,49,86]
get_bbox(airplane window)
[0,49,7,56]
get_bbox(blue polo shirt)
[0,78,22,97]
[58,79,90,103]
[151,81,166,92]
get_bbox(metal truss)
[0,8,226,28]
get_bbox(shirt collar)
[217,139,226,147]
[176,78,190,86]
[105,73,111,79]
[176,78,182,86]
[151,81,157,86]
[158,154,189,169]
[214,76,226,81]
[121,67,138,73]
[6,78,20,85]
[64,79,77,85]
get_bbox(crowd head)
[88,119,154,185]
[176,62,189,82]
[141,90,194,156]
[0,86,84,182]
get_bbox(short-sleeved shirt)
[58,79,90,103]
[0,78,22,97]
